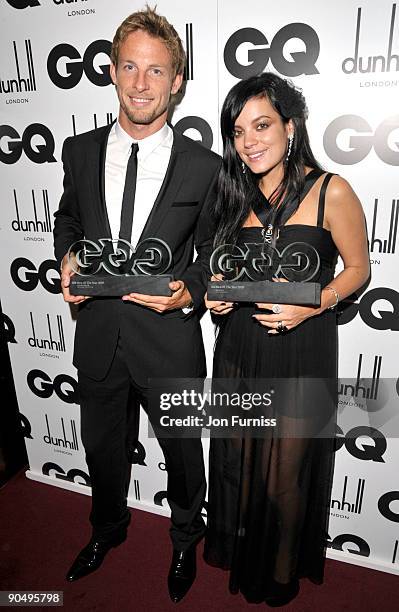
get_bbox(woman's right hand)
[205,275,235,315]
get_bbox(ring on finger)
[272,304,282,314]
[277,320,288,333]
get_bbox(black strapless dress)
[203,178,339,602]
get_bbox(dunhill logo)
[0,40,36,94]
[343,4,399,74]
[12,189,51,233]
[133,480,140,501]
[53,0,88,5]
[339,354,382,400]
[71,112,114,136]
[28,312,66,352]
[370,198,399,254]
[184,23,194,81]
[331,476,365,515]
[44,414,79,451]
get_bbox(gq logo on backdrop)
[128,441,147,466]
[335,425,387,463]
[174,116,213,150]
[0,124,56,164]
[323,115,399,166]
[42,462,91,486]
[27,369,79,404]
[10,258,60,294]
[47,40,111,89]
[378,491,399,523]
[5,0,40,8]
[339,288,399,330]
[224,24,320,78]
[327,533,370,557]
[1,313,17,344]
[20,413,33,439]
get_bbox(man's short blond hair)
[111,5,186,77]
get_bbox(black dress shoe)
[66,532,127,582]
[265,578,300,607]
[168,547,196,603]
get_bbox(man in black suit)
[53,7,220,602]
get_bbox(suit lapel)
[92,121,115,238]
[138,128,189,242]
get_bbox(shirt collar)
[115,121,172,160]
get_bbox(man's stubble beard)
[120,94,170,127]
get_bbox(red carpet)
[1,470,398,611]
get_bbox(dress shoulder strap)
[299,168,324,204]
[317,173,335,228]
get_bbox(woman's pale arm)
[254,175,370,332]
[316,175,370,313]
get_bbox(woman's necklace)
[261,223,279,244]
[256,182,282,247]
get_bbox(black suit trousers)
[78,336,206,551]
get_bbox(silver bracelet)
[325,285,340,310]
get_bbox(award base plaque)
[207,280,321,306]
[70,274,174,297]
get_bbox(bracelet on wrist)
[325,285,340,310]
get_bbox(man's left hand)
[121,280,192,313]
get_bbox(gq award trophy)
[207,236,321,306]
[69,237,173,297]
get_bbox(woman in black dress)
[204,73,369,607]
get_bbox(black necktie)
[119,142,139,243]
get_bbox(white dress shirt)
[105,121,173,247]
[104,121,192,312]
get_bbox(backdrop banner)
[1,0,398,575]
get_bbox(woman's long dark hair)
[213,72,322,246]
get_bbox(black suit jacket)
[54,123,221,384]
